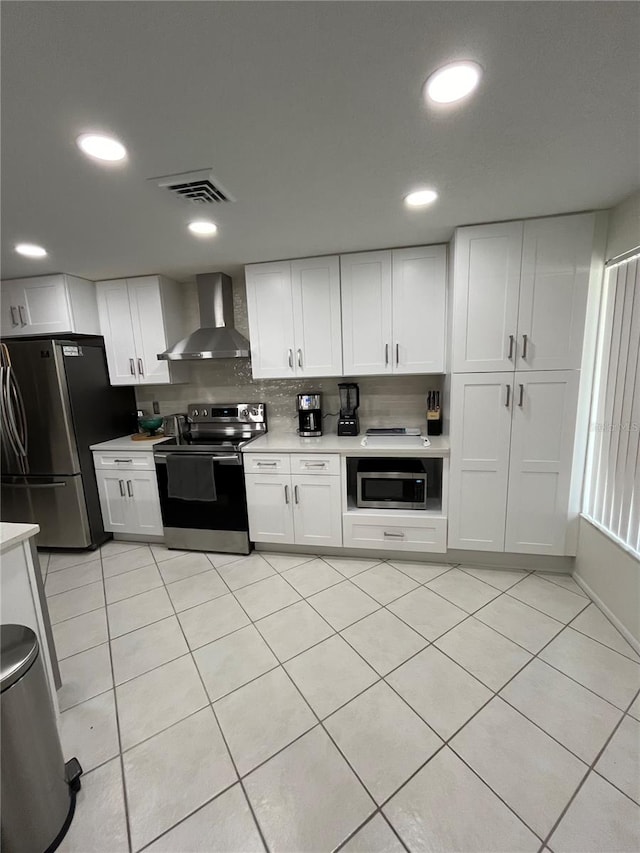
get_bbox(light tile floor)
[37,545,640,853]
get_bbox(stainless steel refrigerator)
[0,337,137,548]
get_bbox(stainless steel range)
[153,403,266,554]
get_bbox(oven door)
[154,451,250,553]
[357,471,427,510]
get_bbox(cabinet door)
[517,214,594,371]
[341,251,393,375]
[1,281,24,336]
[245,262,295,379]
[126,471,163,536]
[291,256,342,377]
[127,277,171,384]
[505,371,579,555]
[392,246,446,374]
[452,223,523,372]
[96,471,129,532]
[3,276,73,337]
[245,474,294,544]
[448,373,514,551]
[96,280,138,385]
[292,474,342,547]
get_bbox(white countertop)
[0,522,40,552]
[90,435,170,452]
[244,432,449,457]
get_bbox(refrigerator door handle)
[1,481,66,490]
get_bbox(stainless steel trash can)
[1,625,82,853]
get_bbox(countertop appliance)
[297,393,322,437]
[153,402,266,554]
[357,458,427,509]
[338,382,360,436]
[157,273,250,360]
[0,338,137,548]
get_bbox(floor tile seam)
[97,549,134,853]
[251,610,338,664]
[503,587,592,625]
[45,557,100,574]
[160,563,225,587]
[418,579,504,616]
[162,585,232,617]
[473,609,565,656]
[591,766,640,808]
[431,566,516,597]
[380,561,455,586]
[102,559,158,581]
[426,636,524,696]
[457,565,533,592]
[319,555,386,579]
[567,622,640,664]
[535,573,589,599]
[117,700,211,756]
[160,567,273,853]
[58,684,114,715]
[263,559,348,605]
[47,582,105,608]
[301,585,385,635]
[334,807,412,853]
[348,574,423,607]
[45,573,105,598]
[56,635,110,663]
[106,580,166,607]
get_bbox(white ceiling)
[1,1,638,283]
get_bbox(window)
[583,250,640,556]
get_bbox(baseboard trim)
[573,572,640,654]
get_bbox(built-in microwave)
[356,459,427,510]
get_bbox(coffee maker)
[297,393,322,437]
[337,383,360,436]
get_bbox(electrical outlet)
[152,401,160,414]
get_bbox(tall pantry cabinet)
[448,212,600,556]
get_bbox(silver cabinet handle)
[129,358,136,376]
[294,485,300,504]
[304,462,326,468]
[385,343,389,366]
[508,334,515,360]
[284,484,290,504]
[384,530,405,539]
[522,334,528,360]
[9,306,19,327]
[505,384,511,408]
[114,458,133,463]
[18,306,27,326]
[297,349,302,368]
[256,461,277,467]
[288,348,293,369]
[127,479,134,497]
[137,358,144,376]
[119,479,125,497]
[396,343,399,365]
[518,384,524,407]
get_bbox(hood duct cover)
[158,273,251,360]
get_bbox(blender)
[337,383,360,436]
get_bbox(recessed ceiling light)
[425,61,482,104]
[76,133,127,161]
[188,221,218,236]
[15,243,47,258]
[404,189,438,208]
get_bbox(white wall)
[574,189,640,643]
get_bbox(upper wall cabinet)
[341,245,447,376]
[245,256,342,379]
[97,275,186,385]
[1,274,100,338]
[451,212,596,373]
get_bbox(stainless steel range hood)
[158,273,250,360]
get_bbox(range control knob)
[192,409,199,417]
[201,408,208,417]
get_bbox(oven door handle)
[154,453,241,465]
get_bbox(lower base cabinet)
[245,466,342,548]
[343,513,447,553]
[94,465,163,537]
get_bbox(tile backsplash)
[136,278,443,432]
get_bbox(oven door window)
[361,477,424,505]
[156,459,248,531]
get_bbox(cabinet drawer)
[290,454,340,476]
[92,451,156,471]
[343,513,447,553]
[243,453,291,474]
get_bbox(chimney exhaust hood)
[158,272,250,360]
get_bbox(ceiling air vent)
[151,169,236,204]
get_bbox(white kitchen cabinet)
[245,473,295,544]
[96,275,186,386]
[94,459,163,537]
[448,370,580,555]
[244,454,342,546]
[341,251,393,375]
[392,246,447,373]
[517,215,594,371]
[292,474,342,547]
[448,373,514,551]
[245,257,342,379]
[451,213,596,373]
[1,274,99,338]
[504,371,579,554]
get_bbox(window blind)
[584,252,640,556]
